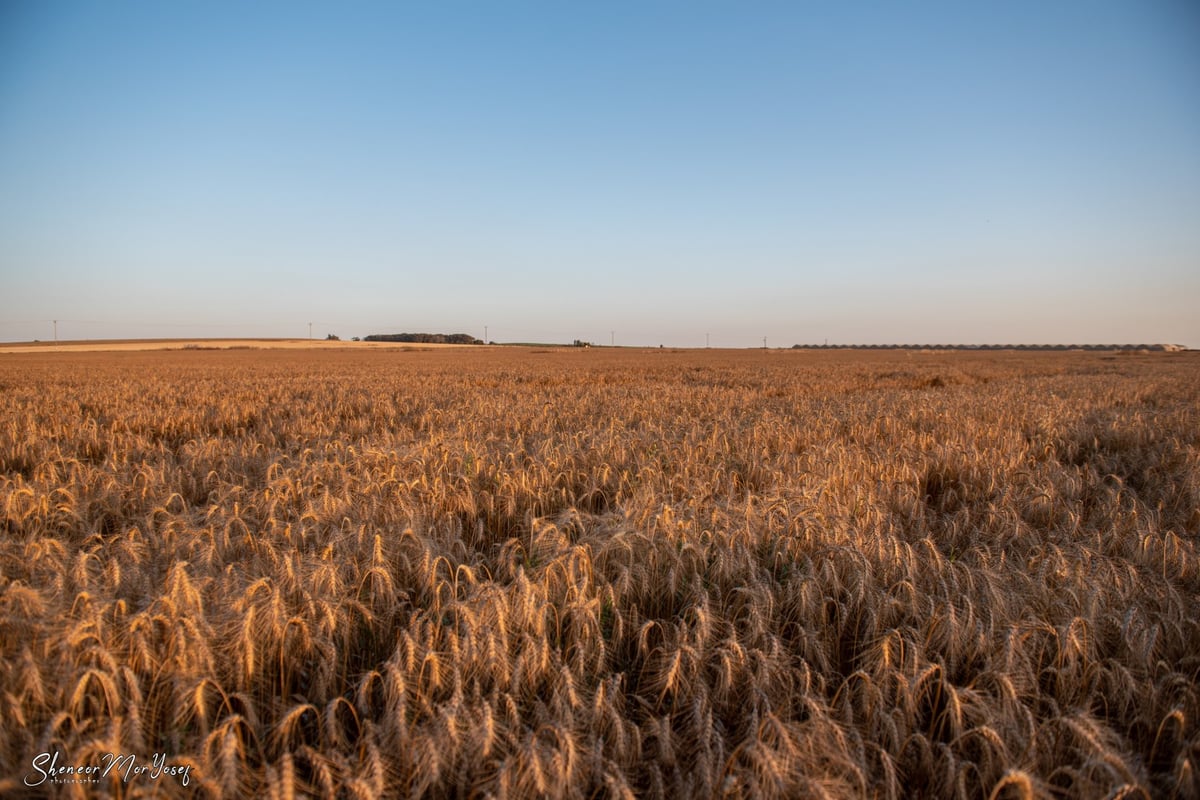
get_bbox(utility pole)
[308,322,313,340]
[763,336,767,349]
[484,325,488,344]
[706,332,710,348]
[53,320,58,345]
[610,330,614,347]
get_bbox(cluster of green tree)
[364,333,483,344]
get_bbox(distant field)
[0,338,486,353]
[1,348,1197,798]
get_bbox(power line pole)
[53,320,58,345]
[484,325,488,344]
[763,336,767,349]
[308,322,313,340]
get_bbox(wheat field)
[0,346,1197,798]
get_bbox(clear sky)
[1,1,1197,347]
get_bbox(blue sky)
[1,1,1197,347]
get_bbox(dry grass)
[0,346,1197,798]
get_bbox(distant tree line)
[791,343,1186,352]
[364,333,483,345]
